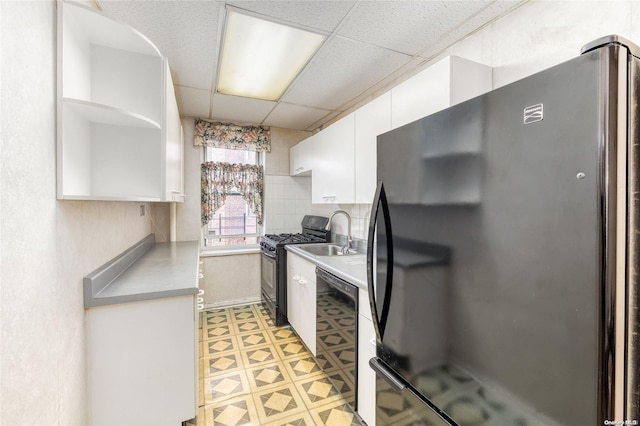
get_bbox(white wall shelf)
[57,0,183,202]
[63,98,161,129]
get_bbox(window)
[202,147,263,248]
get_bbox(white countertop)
[285,244,368,290]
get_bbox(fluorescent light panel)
[217,10,326,101]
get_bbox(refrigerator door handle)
[367,181,394,342]
[369,357,406,392]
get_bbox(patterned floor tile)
[203,336,239,357]
[266,326,297,342]
[237,330,271,349]
[325,369,355,396]
[313,352,340,374]
[262,411,315,426]
[275,340,311,360]
[252,383,307,424]
[311,400,361,426]
[240,344,278,367]
[203,351,244,377]
[204,394,260,426]
[231,310,258,323]
[232,319,263,335]
[294,373,345,409]
[203,370,250,404]
[205,311,232,327]
[199,305,363,426]
[203,324,233,340]
[245,361,291,391]
[259,315,276,329]
[283,355,323,379]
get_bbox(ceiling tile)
[338,1,492,56]
[100,0,221,90]
[262,103,332,131]
[417,0,525,59]
[211,93,276,125]
[282,36,411,110]
[226,1,356,33]
[175,86,211,118]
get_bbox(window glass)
[203,148,262,247]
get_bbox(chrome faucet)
[325,210,352,253]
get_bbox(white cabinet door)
[297,272,316,355]
[164,60,184,202]
[312,113,355,204]
[391,56,492,129]
[290,134,315,176]
[358,313,377,426]
[287,252,317,354]
[88,295,197,426]
[355,92,391,204]
[287,265,300,332]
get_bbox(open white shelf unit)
[57,0,183,201]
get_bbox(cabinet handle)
[323,196,336,202]
[198,273,204,279]
[293,275,300,281]
[299,279,307,285]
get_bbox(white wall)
[0,2,165,424]
[437,1,640,90]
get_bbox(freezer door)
[369,45,623,425]
[371,358,451,426]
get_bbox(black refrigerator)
[367,35,640,426]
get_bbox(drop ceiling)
[99,0,525,131]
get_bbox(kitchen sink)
[300,244,358,256]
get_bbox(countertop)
[285,239,451,292]
[84,235,200,308]
[285,245,368,290]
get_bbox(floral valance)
[194,118,271,152]
[201,162,264,226]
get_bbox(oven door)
[261,250,277,306]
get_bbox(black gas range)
[260,215,330,326]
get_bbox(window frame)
[201,147,264,250]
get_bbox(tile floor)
[188,303,363,426]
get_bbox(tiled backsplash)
[264,175,372,240]
[264,175,312,234]
[310,203,372,241]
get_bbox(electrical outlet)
[140,205,145,217]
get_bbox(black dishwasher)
[316,267,358,410]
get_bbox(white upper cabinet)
[57,0,183,202]
[163,61,185,202]
[355,92,391,204]
[311,113,355,204]
[289,55,491,205]
[290,134,316,176]
[391,56,492,129]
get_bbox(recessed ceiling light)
[217,10,326,101]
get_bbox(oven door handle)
[261,249,277,259]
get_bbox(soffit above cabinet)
[99,0,525,131]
